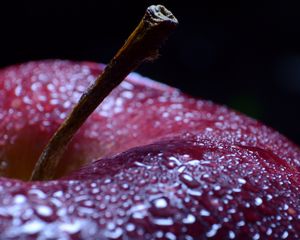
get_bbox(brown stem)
[30,5,178,181]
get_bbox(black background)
[0,1,299,145]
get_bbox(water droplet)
[153,198,168,209]
[36,205,53,217]
[200,209,210,217]
[253,233,260,240]
[186,159,201,166]
[254,197,263,206]
[237,221,245,227]
[59,221,82,234]
[22,208,34,220]
[13,194,26,204]
[177,166,186,173]
[22,220,45,234]
[14,86,22,96]
[105,227,123,239]
[121,91,134,99]
[165,232,177,240]
[237,178,246,184]
[131,204,147,221]
[182,214,196,224]
[121,81,134,90]
[179,173,200,188]
[153,218,174,226]
[28,189,47,199]
[187,189,202,197]
[53,191,63,198]
[125,223,135,232]
[155,231,164,238]
[205,127,213,132]
[281,231,289,239]
[266,194,273,201]
[163,156,181,169]
[229,230,235,239]
[206,224,221,238]
[134,161,152,169]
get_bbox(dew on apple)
[119,80,134,91]
[132,211,147,222]
[38,73,48,82]
[168,156,181,165]
[52,190,63,198]
[152,197,168,209]
[36,205,53,217]
[187,188,202,197]
[105,227,123,239]
[74,195,90,203]
[134,161,152,169]
[22,220,46,234]
[157,95,168,103]
[179,173,200,188]
[49,99,59,105]
[28,189,47,199]
[236,220,245,227]
[237,177,246,184]
[186,159,201,166]
[59,220,82,234]
[174,115,182,122]
[254,197,263,206]
[14,85,22,96]
[213,185,221,191]
[165,232,177,240]
[252,233,260,240]
[232,187,241,192]
[281,231,289,239]
[177,165,186,173]
[121,91,134,99]
[202,173,210,178]
[22,208,34,221]
[228,230,235,239]
[70,91,82,103]
[50,197,63,208]
[200,209,210,217]
[22,96,32,105]
[13,194,26,204]
[162,157,180,170]
[206,223,221,238]
[107,222,116,231]
[162,112,170,118]
[182,213,196,224]
[266,227,272,235]
[153,217,174,226]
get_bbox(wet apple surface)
[0,61,299,239]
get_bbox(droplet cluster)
[0,61,299,239]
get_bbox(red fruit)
[0,60,300,239]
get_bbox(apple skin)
[0,60,300,239]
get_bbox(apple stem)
[30,5,178,181]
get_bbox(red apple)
[0,60,300,239]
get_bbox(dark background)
[0,1,299,145]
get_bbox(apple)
[0,5,300,240]
[1,60,300,239]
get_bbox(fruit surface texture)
[0,61,299,239]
